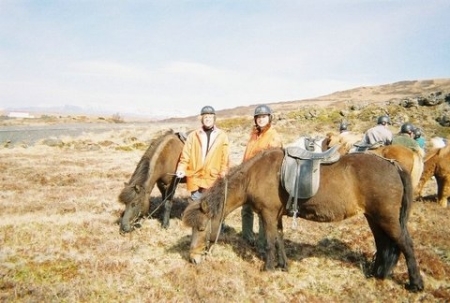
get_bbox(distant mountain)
[3,78,450,122]
[163,78,450,122]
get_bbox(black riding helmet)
[200,105,215,115]
[413,128,422,139]
[400,123,415,134]
[253,105,273,123]
[254,104,272,116]
[377,115,391,125]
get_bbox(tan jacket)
[243,126,283,162]
[177,127,230,192]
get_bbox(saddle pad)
[280,156,320,199]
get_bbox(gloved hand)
[176,171,185,179]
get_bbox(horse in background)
[323,131,363,155]
[430,137,447,149]
[118,129,188,233]
[368,145,423,189]
[323,132,423,189]
[287,135,325,152]
[416,144,450,207]
[183,148,423,292]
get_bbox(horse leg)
[162,199,173,229]
[397,229,424,292]
[158,181,176,229]
[365,215,424,292]
[436,176,449,208]
[275,218,288,271]
[415,161,436,199]
[260,213,277,271]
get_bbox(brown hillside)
[165,78,450,120]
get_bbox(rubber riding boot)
[256,215,267,257]
[241,204,255,245]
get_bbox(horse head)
[182,198,222,264]
[118,183,149,234]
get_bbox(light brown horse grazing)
[416,144,450,207]
[118,129,187,233]
[182,148,424,292]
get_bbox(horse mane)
[423,143,450,162]
[118,129,175,204]
[202,160,250,217]
[183,148,278,227]
[424,147,440,161]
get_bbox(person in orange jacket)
[176,105,230,201]
[241,104,283,251]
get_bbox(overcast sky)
[1,1,449,118]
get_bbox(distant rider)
[362,115,393,145]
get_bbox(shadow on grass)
[115,195,190,230]
[167,224,373,279]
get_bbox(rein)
[205,177,228,256]
[144,175,182,219]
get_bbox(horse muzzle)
[189,252,204,265]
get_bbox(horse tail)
[399,165,414,228]
[410,151,424,189]
[370,164,413,279]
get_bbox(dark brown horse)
[182,148,424,292]
[416,144,450,207]
[118,129,187,233]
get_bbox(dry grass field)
[1,79,450,302]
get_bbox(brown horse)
[416,145,450,207]
[323,131,363,155]
[367,145,423,189]
[323,133,423,189]
[182,148,424,292]
[118,129,187,233]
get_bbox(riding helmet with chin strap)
[200,105,216,115]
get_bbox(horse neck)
[423,152,438,174]
[141,135,179,191]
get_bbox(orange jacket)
[177,127,230,192]
[243,126,283,162]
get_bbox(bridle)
[145,175,182,219]
[123,175,182,233]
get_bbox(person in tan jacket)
[176,105,230,201]
[241,104,283,251]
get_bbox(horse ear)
[134,184,143,193]
[200,200,210,214]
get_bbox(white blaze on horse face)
[255,114,270,128]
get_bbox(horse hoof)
[405,282,424,292]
